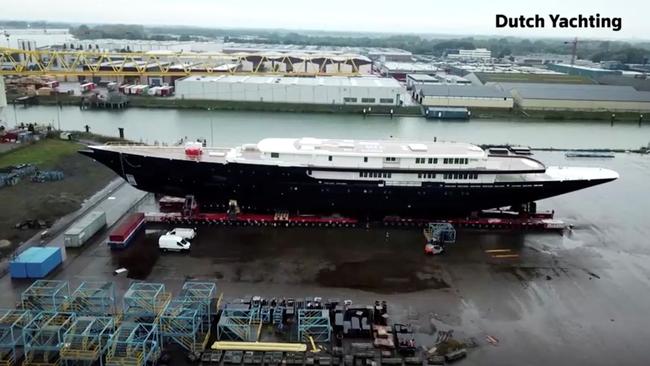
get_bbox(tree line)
[27,23,650,64]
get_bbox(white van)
[166,228,197,240]
[158,234,191,252]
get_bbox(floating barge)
[424,107,470,120]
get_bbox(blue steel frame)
[21,280,70,311]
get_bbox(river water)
[4,105,650,149]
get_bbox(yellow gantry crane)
[0,47,368,77]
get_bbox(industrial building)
[499,83,650,112]
[378,62,438,81]
[405,74,439,90]
[445,48,492,61]
[436,74,472,85]
[176,75,404,106]
[546,63,621,79]
[367,50,413,62]
[414,85,513,109]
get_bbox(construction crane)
[564,37,578,65]
[0,47,368,77]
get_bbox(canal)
[3,105,650,149]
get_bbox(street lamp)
[208,107,214,147]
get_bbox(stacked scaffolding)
[21,280,70,311]
[104,323,160,366]
[216,307,259,342]
[0,309,33,366]
[122,283,170,323]
[22,311,75,366]
[161,282,217,353]
[60,316,115,366]
[297,309,331,342]
[67,282,116,316]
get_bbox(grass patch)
[475,72,595,84]
[0,138,81,169]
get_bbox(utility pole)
[208,108,214,147]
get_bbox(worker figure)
[362,108,367,118]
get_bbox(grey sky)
[3,0,648,40]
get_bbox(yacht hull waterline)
[79,138,619,218]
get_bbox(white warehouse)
[175,75,403,105]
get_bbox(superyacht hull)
[80,147,616,218]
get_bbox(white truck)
[158,234,191,252]
[166,228,197,240]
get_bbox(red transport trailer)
[107,212,145,249]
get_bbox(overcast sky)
[3,0,648,40]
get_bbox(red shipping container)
[107,212,145,249]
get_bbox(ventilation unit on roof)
[408,143,428,152]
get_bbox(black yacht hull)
[82,148,614,218]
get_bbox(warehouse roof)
[179,75,401,88]
[381,62,439,72]
[496,83,650,102]
[418,85,510,98]
[406,74,439,82]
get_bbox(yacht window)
[434,158,438,164]
[465,158,469,164]
[328,156,333,161]
[454,173,459,179]
[418,173,422,178]
[432,173,436,179]
[428,158,433,164]
[271,152,279,158]
[474,173,479,179]
[384,157,396,162]
[364,157,368,163]
[463,173,468,179]
[454,158,459,164]
[359,172,363,177]
[443,158,448,164]
[387,173,392,178]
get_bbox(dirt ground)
[0,140,116,254]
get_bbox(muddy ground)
[0,142,115,254]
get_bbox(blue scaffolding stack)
[22,311,76,366]
[216,306,260,342]
[67,282,116,316]
[0,309,33,366]
[21,280,70,311]
[161,281,217,353]
[297,309,331,343]
[122,283,171,323]
[59,316,115,366]
[424,222,457,244]
[104,323,160,366]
